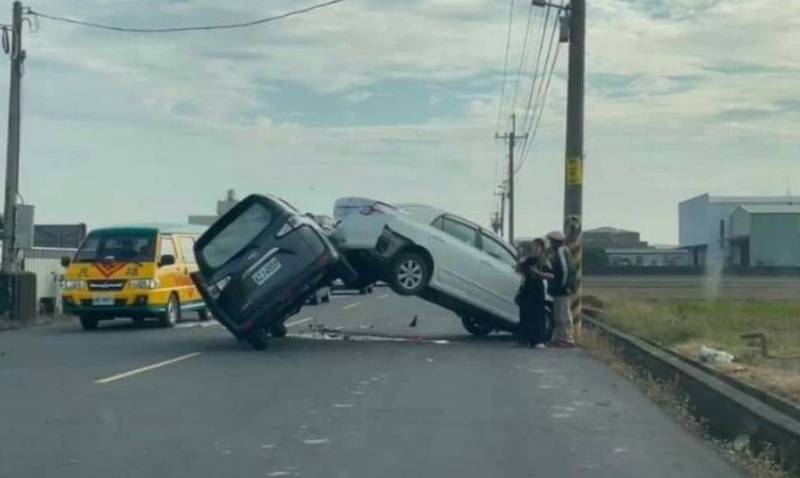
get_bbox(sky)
[0,0,797,244]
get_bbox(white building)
[679,194,800,267]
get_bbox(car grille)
[88,280,126,292]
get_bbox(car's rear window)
[200,203,274,269]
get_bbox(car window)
[178,236,196,263]
[200,202,274,269]
[430,216,444,230]
[441,217,477,246]
[480,232,517,267]
[160,236,176,259]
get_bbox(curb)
[585,317,800,475]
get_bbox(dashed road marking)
[342,302,362,310]
[95,352,201,384]
[378,293,389,299]
[286,317,314,328]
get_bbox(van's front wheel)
[159,294,181,328]
[80,316,98,330]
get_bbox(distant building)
[729,204,800,267]
[606,246,692,267]
[679,194,800,267]
[188,189,240,226]
[584,227,647,250]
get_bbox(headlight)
[128,279,159,289]
[62,280,86,290]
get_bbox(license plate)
[252,258,282,286]
[92,295,114,306]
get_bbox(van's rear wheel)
[80,316,98,330]
[461,315,493,336]
[389,252,430,296]
[159,294,180,328]
[245,328,269,350]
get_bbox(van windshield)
[74,231,157,263]
[200,202,274,269]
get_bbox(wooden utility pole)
[2,1,25,272]
[496,114,527,244]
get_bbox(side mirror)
[159,254,176,267]
[60,256,71,268]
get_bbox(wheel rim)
[168,298,178,324]
[397,260,423,290]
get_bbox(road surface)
[0,289,745,477]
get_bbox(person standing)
[547,231,576,348]
[515,238,553,348]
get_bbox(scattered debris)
[302,438,330,445]
[699,345,734,365]
[425,358,435,363]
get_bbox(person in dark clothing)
[515,238,554,348]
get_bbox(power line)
[518,5,552,135]
[509,4,535,115]
[515,6,561,175]
[25,0,348,33]
[494,0,515,134]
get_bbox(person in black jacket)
[515,238,553,348]
[547,231,576,347]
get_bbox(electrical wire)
[509,3,535,117]
[26,0,348,33]
[494,0,515,134]
[515,5,562,174]
[518,5,552,135]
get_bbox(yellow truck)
[60,224,208,330]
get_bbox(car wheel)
[389,252,430,296]
[80,316,98,330]
[245,328,269,350]
[271,323,288,338]
[131,317,145,327]
[159,294,181,328]
[461,315,493,336]
[198,308,211,322]
[366,285,374,294]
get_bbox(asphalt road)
[0,289,745,478]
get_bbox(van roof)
[91,223,207,235]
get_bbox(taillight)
[276,215,303,238]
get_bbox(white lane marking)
[285,317,313,328]
[302,438,330,445]
[333,403,355,408]
[95,352,202,384]
[378,293,389,299]
[342,302,362,310]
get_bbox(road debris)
[699,345,734,365]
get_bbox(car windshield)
[74,231,156,263]
[200,202,274,269]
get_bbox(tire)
[271,323,287,338]
[131,317,145,326]
[245,328,269,350]
[461,315,493,336]
[159,294,181,328]
[198,308,211,322]
[366,285,374,294]
[80,316,98,330]
[389,251,430,296]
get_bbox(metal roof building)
[679,194,800,267]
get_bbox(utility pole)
[496,113,527,244]
[563,0,585,338]
[2,1,24,273]
[494,185,506,238]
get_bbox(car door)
[477,230,522,322]
[427,215,482,300]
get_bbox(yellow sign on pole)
[566,157,583,186]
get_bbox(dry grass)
[582,328,792,478]
[591,297,800,406]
